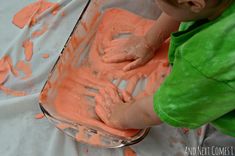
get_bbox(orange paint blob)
[22,39,33,61]
[0,85,26,97]
[51,3,60,15]
[16,60,32,80]
[12,0,56,29]
[0,56,28,96]
[0,57,10,84]
[42,53,49,59]
[123,147,137,156]
[4,56,19,77]
[61,11,66,17]
[35,113,45,119]
[32,25,48,38]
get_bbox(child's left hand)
[95,87,133,129]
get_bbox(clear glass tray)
[39,0,164,148]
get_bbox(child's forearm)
[123,95,162,129]
[145,13,180,49]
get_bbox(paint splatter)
[0,85,26,97]
[31,25,48,38]
[51,3,60,15]
[16,60,32,80]
[0,57,10,84]
[22,39,33,61]
[42,53,49,59]
[35,113,45,119]
[123,147,137,156]
[12,0,56,28]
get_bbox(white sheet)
[0,0,234,156]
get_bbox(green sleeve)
[153,53,235,129]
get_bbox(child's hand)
[102,35,158,71]
[95,87,133,129]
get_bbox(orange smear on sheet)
[0,85,26,96]
[16,60,32,80]
[40,9,170,138]
[124,147,137,156]
[42,53,49,59]
[4,56,19,77]
[12,0,56,28]
[32,25,48,38]
[51,3,60,15]
[0,56,28,96]
[35,113,45,119]
[61,11,66,17]
[23,39,33,61]
[0,57,10,84]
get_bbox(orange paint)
[42,53,49,59]
[0,56,30,97]
[32,25,48,38]
[0,56,10,84]
[12,0,56,29]
[40,9,170,139]
[51,3,60,15]
[0,85,26,97]
[35,113,45,119]
[61,11,66,17]
[123,147,137,156]
[16,60,32,80]
[4,56,19,77]
[22,39,33,61]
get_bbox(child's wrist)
[144,31,163,52]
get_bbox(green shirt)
[154,2,235,137]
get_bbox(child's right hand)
[102,35,160,71]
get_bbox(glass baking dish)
[39,0,169,148]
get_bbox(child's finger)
[103,52,134,63]
[121,90,133,103]
[103,46,119,54]
[95,104,109,123]
[95,93,105,104]
[95,93,111,119]
[123,58,143,71]
[103,88,114,105]
[105,87,122,104]
[108,38,129,47]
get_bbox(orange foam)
[12,0,56,29]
